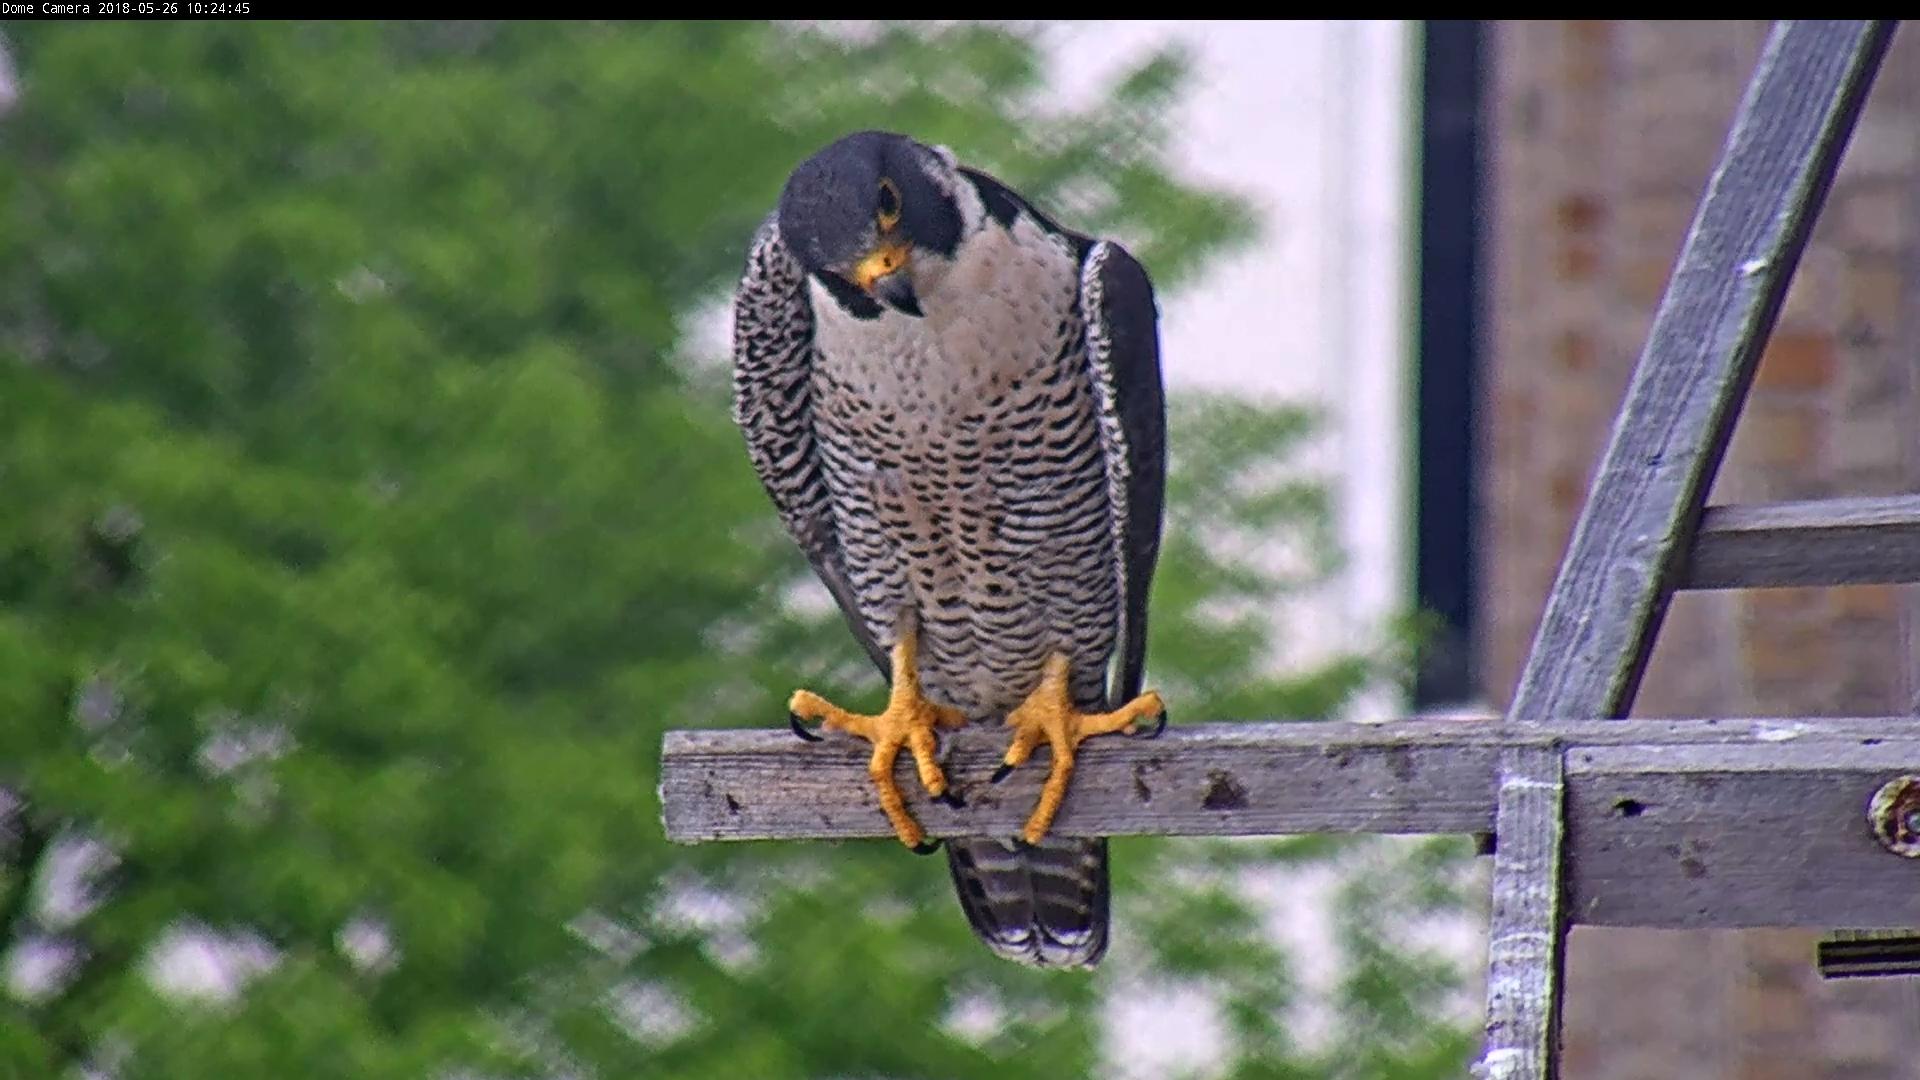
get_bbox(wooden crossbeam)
[1479,20,1896,1078]
[1503,18,1895,730]
[661,716,1894,841]
[660,716,1920,929]
[1683,495,1920,589]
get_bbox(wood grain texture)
[1566,741,1920,928]
[1486,25,1895,1071]
[1507,20,1896,723]
[662,720,1513,843]
[1683,494,1920,588]
[1476,746,1567,1080]
[662,718,1920,845]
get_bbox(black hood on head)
[776,130,962,278]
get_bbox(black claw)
[990,763,1014,785]
[911,838,943,856]
[935,789,965,809]
[1010,837,1035,854]
[788,713,822,742]
[1134,709,1168,740]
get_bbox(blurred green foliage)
[0,21,1472,1080]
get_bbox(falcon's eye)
[876,178,902,230]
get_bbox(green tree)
[0,21,1472,1079]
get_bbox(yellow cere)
[852,241,911,292]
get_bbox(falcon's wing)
[1078,240,1167,706]
[731,216,890,680]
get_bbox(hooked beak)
[870,273,922,317]
[851,240,922,317]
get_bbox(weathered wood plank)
[659,717,1919,836]
[662,718,1920,929]
[1683,495,1920,588]
[663,720,1512,844]
[1486,25,1895,1067]
[1507,20,1896,722]
[1566,742,1920,928]
[1476,746,1566,1080]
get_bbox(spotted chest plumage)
[731,130,1167,969]
[806,214,1119,718]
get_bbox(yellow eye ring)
[876,177,902,231]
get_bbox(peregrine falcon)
[730,130,1167,968]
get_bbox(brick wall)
[1478,20,1920,1079]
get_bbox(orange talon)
[996,652,1165,845]
[788,628,965,850]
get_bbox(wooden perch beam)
[1682,495,1920,589]
[660,717,1920,929]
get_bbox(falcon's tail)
[945,836,1110,968]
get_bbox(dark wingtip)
[990,763,1014,785]
[789,713,823,742]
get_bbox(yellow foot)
[990,653,1166,846]
[787,629,967,853]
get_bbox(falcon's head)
[776,130,967,319]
